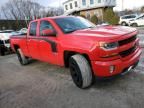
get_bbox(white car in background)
[129,14,144,27]
[19,28,27,34]
[0,30,14,56]
[11,28,27,36]
[119,14,138,26]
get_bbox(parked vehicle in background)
[119,14,138,26]
[0,30,14,56]
[129,14,144,27]
[11,28,27,36]
[19,28,27,34]
[11,16,141,89]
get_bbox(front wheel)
[132,23,138,27]
[16,48,29,65]
[69,54,93,89]
[121,22,127,26]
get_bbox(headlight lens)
[100,42,119,50]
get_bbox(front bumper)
[91,48,142,77]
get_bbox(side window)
[126,15,136,19]
[30,22,37,36]
[82,0,86,6]
[98,0,101,3]
[131,15,136,18]
[65,5,68,10]
[126,16,130,19]
[40,21,55,36]
[75,1,78,7]
[122,16,130,19]
[70,3,73,9]
[90,0,94,4]
[121,16,125,19]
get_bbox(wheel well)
[13,45,19,51]
[121,21,126,24]
[64,51,91,68]
[122,21,126,23]
[64,51,76,67]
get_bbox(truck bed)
[10,35,29,56]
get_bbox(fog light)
[110,65,115,74]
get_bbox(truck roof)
[31,16,75,22]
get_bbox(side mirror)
[42,29,56,36]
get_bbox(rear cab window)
[29,22,37,36]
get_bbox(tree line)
[0,0,64,30]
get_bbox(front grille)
[5,39,10,44]
[118,35,137,46]
[0,40,4,45]
[119,44,137,57]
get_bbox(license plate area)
[121,60,139,75]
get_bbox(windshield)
[55,17,96,33]
[136,14,144,20]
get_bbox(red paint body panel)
[10,16,142,77]
[91,47,141,77]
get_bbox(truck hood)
[0,33,11,40]
[71,26,137,40]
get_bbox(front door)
[38,20,59,64]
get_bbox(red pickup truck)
[10,16,142,88]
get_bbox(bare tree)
[1,0,64,29]
[1,0,44,27]
[45,6,64,17]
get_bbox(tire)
[121,22,127,26]
[132,23,138,27]
[69,54,93,89]
[0,46,5,56]
[16,48,29,65]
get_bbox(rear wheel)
[69,54,93,89]
[16,48,29,65]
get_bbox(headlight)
[100,42,119,50]
[0,35,4,40]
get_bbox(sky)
[0,0,144,11]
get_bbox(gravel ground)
[137,27,144,34]
[138,34,144,47]
[0,49,144,108]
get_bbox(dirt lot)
[0,50,144,108]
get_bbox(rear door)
[27,21,40,59]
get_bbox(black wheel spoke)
[70,59,83,87]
